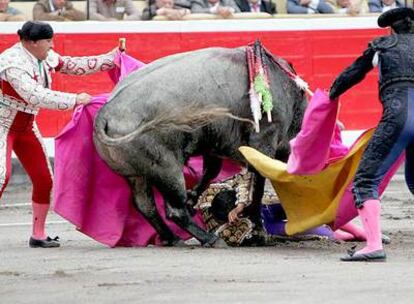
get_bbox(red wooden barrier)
[0,19,387,136]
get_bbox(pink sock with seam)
[356,199,383,255]
[339,222,366,241]
[333,229,355,241]
[32,202,49,240]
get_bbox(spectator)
[287,0,335,14]
[33,0,86,21]
[328,0,369,15]
[236,0,276,13]
[89,0,140,20]
[191,0,241,17]
[0,0,26,21]
[142,0,191,20]
[368,0,403,13]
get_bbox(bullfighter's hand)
[112,44,123,55]
[336,119,345,130]
[228,203,246,223]
[76,93,92,105]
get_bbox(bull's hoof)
[203,236,228,248]
[162,238,184,247]
[211,238,228,248]
[241,234,266,247]
[173,240,188,247]
[241,227,267,247]
[186,190,198,206]
[185,202,197,216]
[184,237,201,246]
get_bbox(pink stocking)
[356,199,383,255]
[32,202,49,240]
[333,229,355,241]
[338,222,366,241]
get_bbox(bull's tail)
[94,103,254,146]
[140,104,255,133]
[93,115,126,146]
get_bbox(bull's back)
[96,47,250,138]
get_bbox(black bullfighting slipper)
[340,248,386,262]
[29,236,60,248]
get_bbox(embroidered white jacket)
[0,43,115,115]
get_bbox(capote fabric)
[240,89,403,234]
[53,51,240,247]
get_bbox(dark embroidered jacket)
[330,33,414,99]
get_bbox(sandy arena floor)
[1,175,414,304]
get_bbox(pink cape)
[287,89,349,174]
[286,89,403,229]
[53,52,240,247]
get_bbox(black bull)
[93,46,307,247]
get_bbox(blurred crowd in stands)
[0,0,411,21]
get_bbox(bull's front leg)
[243,169,267,246]
[245,170,265,227]
[187,155,222,208]
[128,176,182,246]
[153,166,227,248]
